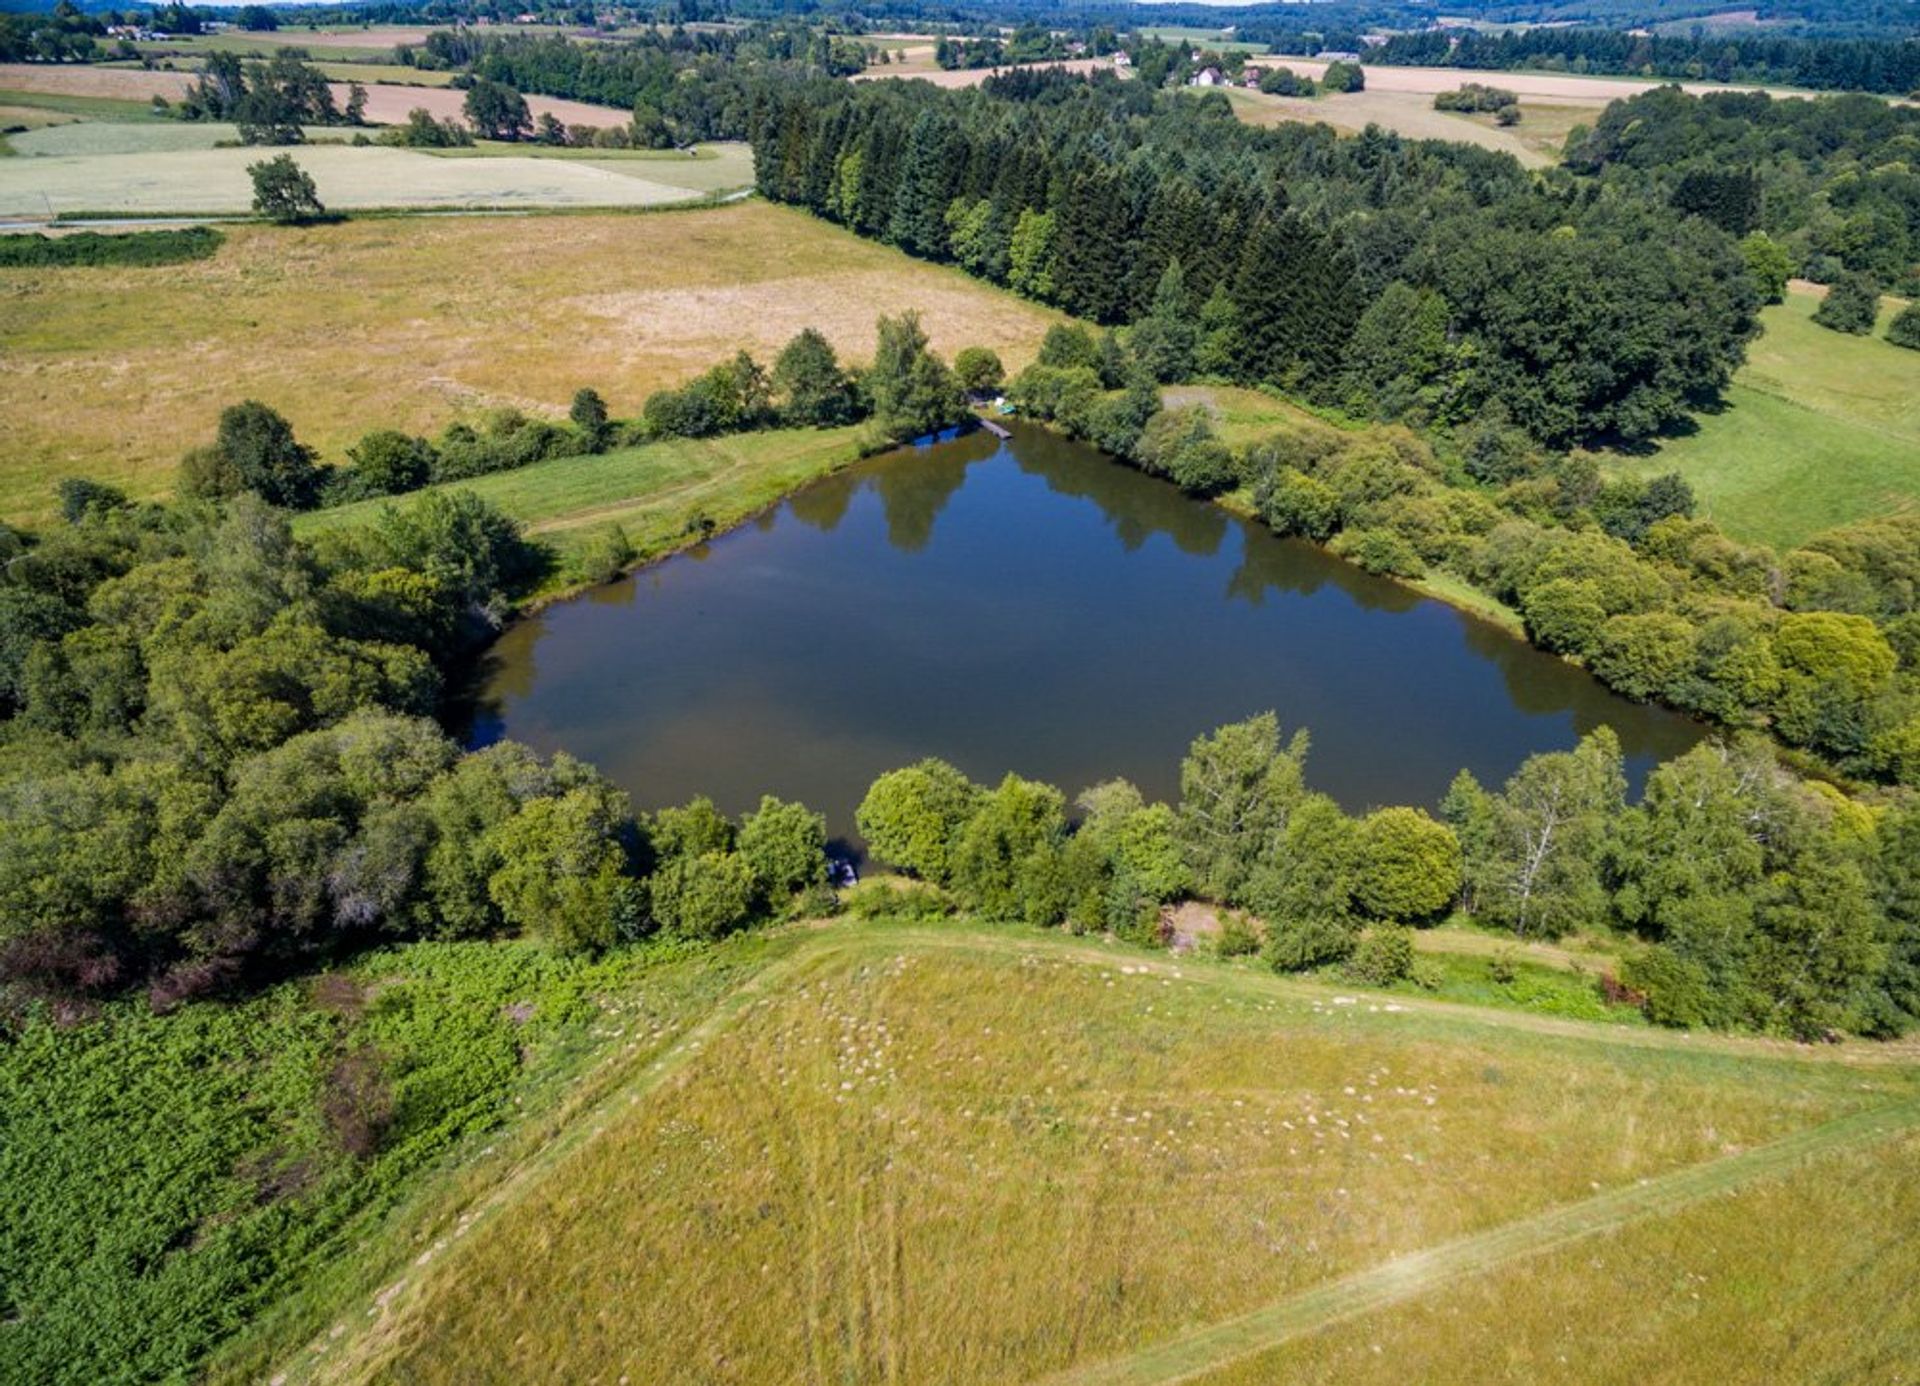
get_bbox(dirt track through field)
[1037,1095,1920,1386]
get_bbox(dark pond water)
[468,424,1703,834]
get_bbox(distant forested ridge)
[1368,27,1920,96]
[752,69,1759,449]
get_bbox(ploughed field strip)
[278,924,1920,1385]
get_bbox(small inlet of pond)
[466,423,1704,835]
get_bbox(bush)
[1329,526,1425,578]
[1354,807,1461,921]
[1887,302,1920,351]
[571,524,636,585]
[347,429,436,496]
[1214,912,1262,957]
[649,850,758,939]
[1346,924,1414,986]
[844,878,951,921]
[954,345,1005,395]
[1811,273,1879,335]
[1620,945,1712,1028]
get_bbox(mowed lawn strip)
[289,922,1916,1385]
[1609,286,1920,548]
[0,201,1064,523]
[1048,1098,1920,1385]
[1191,1126,1920,1385]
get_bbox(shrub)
[856,760,981,884]
[738,794,828,901]
[248,153,324,224]
[1887,302,1920,351]
[1346,924,1414,986]
[571,524,636,585]
[649,850,757,939]
[1354,807,1461,921]
[348,429,436,496]
[1329,526,1425,578]
[1620,945,1713,1028]
[1811,272,1879,335]
[844,878,951,921]
[954,345,1006,395]
[1214,912,1262,957]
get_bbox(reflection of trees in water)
[874,429,998,552]
[1008,428,1228,558]
[786,468,860,533]
[1456,614,1702,758]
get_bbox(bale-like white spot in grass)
[1333,997,1356,1006]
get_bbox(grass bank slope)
[272,922,1917,1386]
[1611,286,1920,548]
[297,426,864,586]
[0,201,1063,524]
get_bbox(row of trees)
[637,315,971,447]
[751,69,1760,449]
[1367,26,1920,97]
[851,714,1920,1040]
[174,50,366,143]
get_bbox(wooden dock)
[979,418,1012,439]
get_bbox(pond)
[467,424,1704,835]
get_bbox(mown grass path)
[1037,1095,1920,1386]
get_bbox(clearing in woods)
[1608,285,1920,548]
[242,922,1920,1386]
[0,200,1064,522]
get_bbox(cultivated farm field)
[0,140,745,218]
[244,923,1920,1385]
[1610,286,1920,548]
[0,201,1063,522]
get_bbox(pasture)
[0,201,1062,522]
[0,143,731,218]
[245,922,1919,1385]
[1610,286,1920,548]
[1224,86,1557,167]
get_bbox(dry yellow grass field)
[1225,87,1563,167]
[250,924,1918,1385]
[0,201,1064,522]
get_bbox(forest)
[751,70,1761,451]
[1367,26,1920,97]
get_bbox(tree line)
[1367,26,1920,98]
[750,67,1760,450]
[850,712,1920,1041]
